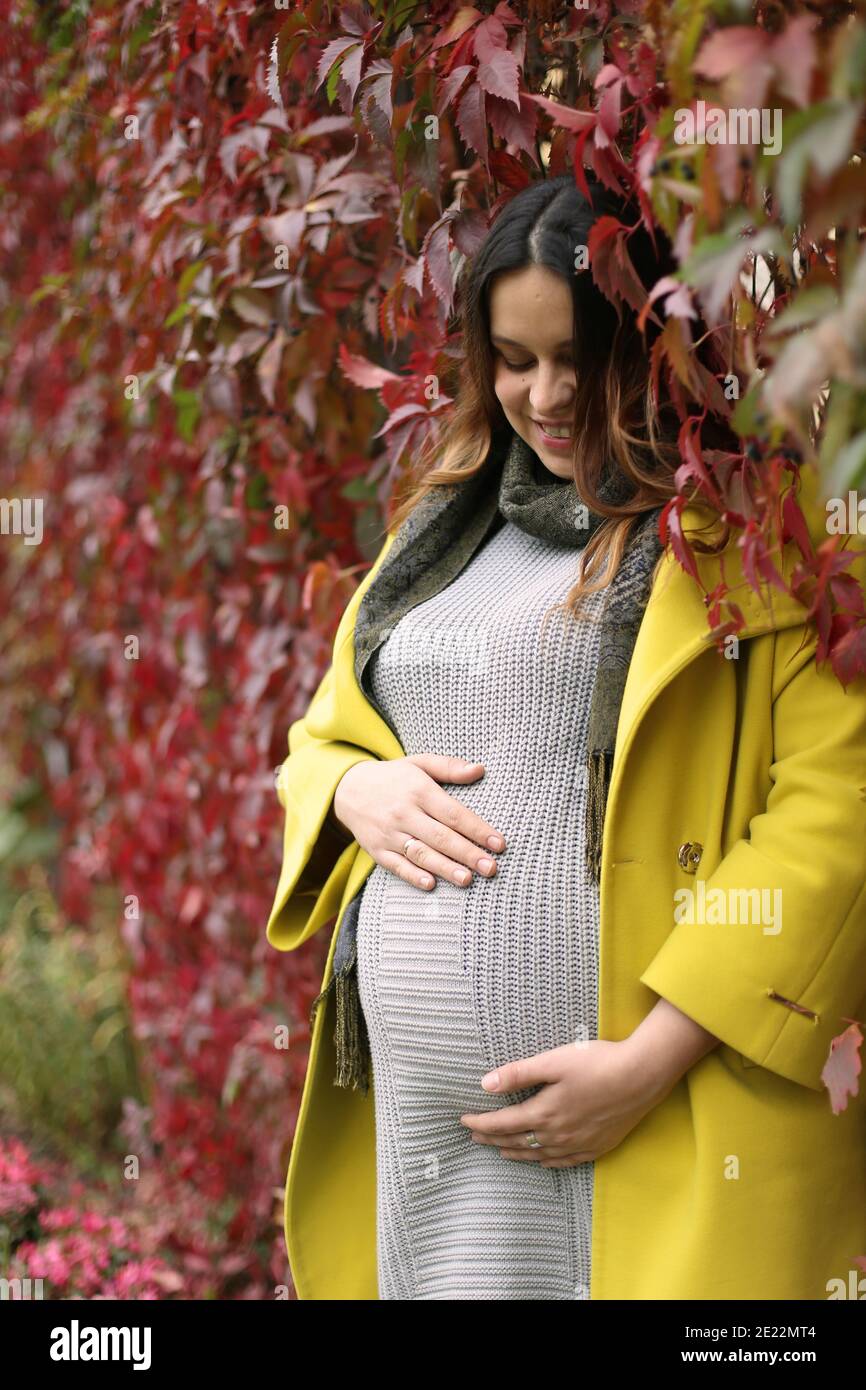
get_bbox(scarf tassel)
[586,747,614,887]
[309,946,371,1094]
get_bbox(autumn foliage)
[1,0,865,1296]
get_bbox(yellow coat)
[266,503,866,1300]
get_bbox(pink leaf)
[595,77,623,148]
[770,13,818,109]
[373,403,428,439]
[314,36,362,92]
[435,64,474,117]
[693,25,769,80]
[526,92,596,135]
[179,886,205,924]
[422,218,455,315]
[821,1022,863,1114]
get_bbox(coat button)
[677,841,703,873]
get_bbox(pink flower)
[0,1180,38,1216]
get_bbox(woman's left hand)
[459,1036,675,1167]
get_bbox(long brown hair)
[386,173,734,610]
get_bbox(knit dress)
[354,516,606,1300]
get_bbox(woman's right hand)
[332,754,506,891]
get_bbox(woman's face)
[489,264,577,479]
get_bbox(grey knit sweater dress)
[355,517,606,1300]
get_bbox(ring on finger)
[403,837,415,857]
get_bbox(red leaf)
[487,92,538,159]
[588,141,630,198]
[674,415,723,509]
[488,147,533,189]
[431,6,482,51]
[828,616,866,687]
[456,80,488,164]
[571,124,596,201]
[781,489,814,560]
[473,16,520,107]
[338,344,400,390]
[588,216,648,320]
[660,496,699,580]
[829,570,866,618]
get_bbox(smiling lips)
[533,419,572,439]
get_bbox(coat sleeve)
[639,619,866,1093]
[264,532,395,953]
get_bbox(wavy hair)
[385,172,734,609]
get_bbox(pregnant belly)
[355,861,598,1115]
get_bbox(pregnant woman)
[266,174,866,1301]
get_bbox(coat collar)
[613,504,808,788]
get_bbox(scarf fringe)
[309,945,371,1095]
[586,747,614,886]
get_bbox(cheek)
[493,363,526,415]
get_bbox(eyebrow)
[490,335,574,350]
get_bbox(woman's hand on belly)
[458,1039,670,1167]
[333,752,507,890]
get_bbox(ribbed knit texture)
[355,519,605,1300]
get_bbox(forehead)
[488,265,574,344]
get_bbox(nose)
[528,360,574,418]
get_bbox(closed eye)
[495,350,574,372]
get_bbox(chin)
[536,452,575,480]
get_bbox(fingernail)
[481,1071,500,1090]
[478,857,494,873]
[487,835,504,850]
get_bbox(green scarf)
[312,427,665,1093]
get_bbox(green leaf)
[164,302,193,328]
[775,101,862,226]
[765,285,838,337]
[819,381,858,479]
[172,387,200,443]
[823,418,866,496]
[580,36,604,84]
[831,18,866,99]
[730,380,768,438]
[340,476,378,502]
[177,259,207,301]
[229,289,273,328]
[326,56,344,105]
